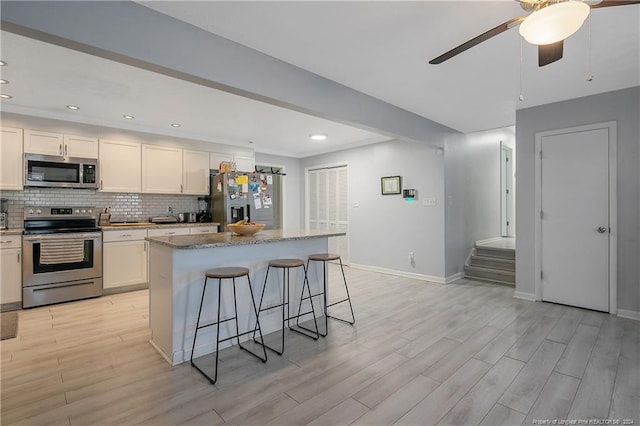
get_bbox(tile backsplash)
[1,188,200,229]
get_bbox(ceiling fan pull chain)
[587,13,594,82]
[519,36,525,101]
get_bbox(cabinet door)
[0,248,22,304]
[0,127,24,190]
[142,145,183,194]
[24,129,64,156]
[183,149,210,195]
[64,135,98,159]
[210,152,233,172]
[103,240,148,289]
[99,139,142,193]
[235,155,255,173]
[147,227,190,237]
[189,226,218,234]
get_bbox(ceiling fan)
[429,0,640,67]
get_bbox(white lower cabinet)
[189,225,218,235]
[0,236,22,306]
[147,227,190,238]
[103,229,148,290]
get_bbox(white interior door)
[501,144,514,237]
[306,165,349,263]
[540,127,611,312]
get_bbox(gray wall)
[516,86,639,313]
[301,139,448,280]
[443,127,516,277]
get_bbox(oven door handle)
[23,233,102,242]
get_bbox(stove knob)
[75,209,80,214]
[35,209,42,215]
[87,209,93,214]
[28,209,34,215]
[81,209,86,213]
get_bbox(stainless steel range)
[22,207,102,308]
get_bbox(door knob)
[597,227,607,234]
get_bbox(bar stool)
[190,266,267,385]
[297,253,355,337]
[254,258,320,355]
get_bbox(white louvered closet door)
[307,166,349,263]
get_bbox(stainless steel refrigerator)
[210,172,281,231]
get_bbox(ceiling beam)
[1,1,458,146]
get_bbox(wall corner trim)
[513,291,537,301]
[445,272,464,284]
[617,309,640,322]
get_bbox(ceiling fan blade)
[590,0,640,9]
[429,16,525,64]
[538,41,564,67]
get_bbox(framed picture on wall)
[381,176,401,195]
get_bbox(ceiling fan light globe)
[519,0,590,45]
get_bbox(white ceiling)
[142,0,640,133]
[0,31,390,158]
[1,1,638,158]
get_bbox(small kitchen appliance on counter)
[0,199,8,229]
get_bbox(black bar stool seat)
[254,258,320,355]
[298,253,355,337]
[190,266,267,385]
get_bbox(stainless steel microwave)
[24,154,98,189]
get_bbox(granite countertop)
[100,222,220,230]
[146,229,346,250]
[0,229,24,236]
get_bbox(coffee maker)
[196,196,212,223]
[0,199,8,229]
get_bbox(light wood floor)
[1,266,638,425]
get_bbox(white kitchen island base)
[147,230,344,365]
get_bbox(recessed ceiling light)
[310,133,328,141]
[170,123,181,128]
[0,61,6,66]
[0,94,12,99]
[0,79,8,84]
[66,105,80,111]
[123,114,135,120]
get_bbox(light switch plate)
[423,197,436,207]
[353,200,360,208]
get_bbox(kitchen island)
[146,229,345,365]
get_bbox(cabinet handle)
[64,144,68,156]
[120,234,132,237]
[180,184,183,193]
[0,240,12,244]
[144,242,147,252]
[100,180,103,190]
[17,252,20,263]
[59,143,63,156]
[167,232,175,235]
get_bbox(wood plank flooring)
[1,267,638,425]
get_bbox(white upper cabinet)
[142,144,183,194]
[25,130,98,158]
[234,156,255,173]
[99,139,142,193]
[210,152,234,172]
[182,149,210,195]
[0,127,24,190]
[63,134,99,158]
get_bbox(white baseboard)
[513,291,537,301]
[349,263,448,285]
[617,309,640,321]
[445,272,465,284]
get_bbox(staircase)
[464,240,515,286]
